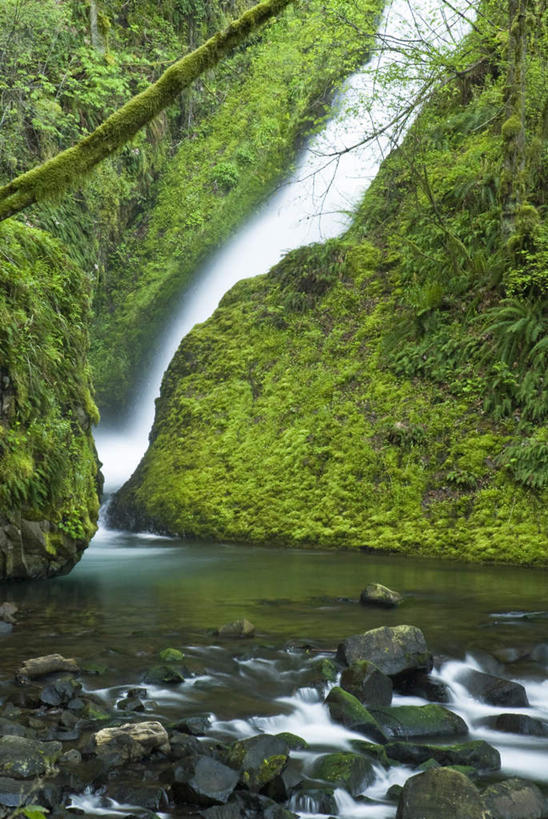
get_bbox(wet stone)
[481,777,546,819]
[393,670,449,703]
[171,714,212,736]
[386,739,501,774]
[324,687,387,743]
[480,713,548,737]
[106,782,168,811]
[0,735,62,779]
[312,751,376,796]
[360,583,402,608]
[396,767,488,818]
[370,704,468,740]
[173,755,239,806]
[455,668,529,708]
[225,734,289,791]
[337,625,432,678]
[340,660,393,706]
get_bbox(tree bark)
[0,0,294,222]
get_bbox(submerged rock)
[360,583,402,608]
[336,625,432,677]
[217,619,256,638]
[396,767,488,818]
[481,777,546,819]
[340,660,393,706]
[455,668,529,707]
[386,739,501,773]
[143,663,185,685]
[370,704,468,740]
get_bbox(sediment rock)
[217,619,256,638]
[225,734,289,791]
[0,735,62,780]
[173,755,239,806]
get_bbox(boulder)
[159,647,185,662]
[275,733,308,751]
[394,670,449,703]
[39,675,82,707]
[455,668,529,707]
[336,625,432,677]
[94,721,170,765]
[370,705,468,740]
[143,664,185,685]
[0,736,62,779]
[173,755,239,806]
[312,752,375,796]
[0,776,34,808]
[0,602,17,624]
[340,661,393,706]
[386,740,501,773]
[481,777,546,819]
[217,619,256,638]
[106,782,168,811]
[324,687,387,742]
[225,734,289,791]
[396,767,489,818]
[16,654,79,682]
[480,713,548,737]
[360,583,402,608]
[288,787,338,815]
[171,715,212,736]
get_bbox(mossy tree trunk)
[0,0,294,223]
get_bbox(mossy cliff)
[0,223,100,579]
[109,11,548,565]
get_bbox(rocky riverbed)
[0,613,547,819]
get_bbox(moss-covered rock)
[225,734,289,791]
[340,660,393,706]
[324,687,387,743]
[312,752,375,796]
[386,740,501,774]
[370,705,468,740]
[396,768,489,819]
[0,223,100,579]
[336,626,432,678]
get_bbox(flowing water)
[1,0,547,816]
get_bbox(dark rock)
[480,713,548,737]
[370,705,468,740]
[0,735,62,779]
[340,660,393,706]
[336,625,432,677]
[531,643,548,665]
[360,583,402,608]
[0,622,13,635]
[143,664,185,685]
[169,732,203,759]
[312,752,375,796]
[171,715,212,736]
[455,668,529,707]
[394,671,449,703]
[116,696,145,712]
[0,776,34,808]
[387,783,403,802]
[386,739,501,773]
[199,804,243,818]
[275,732,308,750]
[217,619,255,638]
[59,749,82,767]
[234,791,298,818]
[173,755,239,806]
[106,782,168,811]
[0,718,31,738]
[225,734,288,791]
[349,740,390,766]
[40,676,82,707]
[396,767,488,818]
[288,787,338,815]
[481,777,546,818]
[324,687,387,743]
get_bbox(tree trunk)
[0,0,294,222]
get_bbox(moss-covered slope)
[0,223,100,579]
[109,13,548,565]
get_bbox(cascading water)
[94,0,470,497]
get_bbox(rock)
[481,777,546,818]
[59,749,82,767]
[170,732,203,759]
[370,705,468,740]
[0,718,31,738]
[143,664,185,685]
[386,740,501,773]
[394,671,449,703]
[0,621,12,634]
[275,732,308,750]
[0,735,62,779]
[0,602,17,623]
[16,654,79,682]
[492,647,531,664]
[233,790,298,818]
[217,619,255,638]
[173,755,239,806]
[225,734,289,791]
[307,657,338,687]
[396,767,489,818]
[94,721,170,765]
[39,676,82,707]
[116,695,145,712]
[340,660,393,706]
[480,713,548,737]
[455,668,529,707]
[312,752,375,796]
[171,715,212,736]
[324,687,387,743]
[336,625,432,677]
[288,787,338,815]
[360,583,402,608]
[106,782,168,811]
[199,804,243,818]
[159,647,185,662]
[531,643,548,665]
[0,776,34,808]
[349,740,390,766]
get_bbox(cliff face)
[0,223,100,579]
[109,13,548,565]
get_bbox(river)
[1,0,547,816]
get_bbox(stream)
[1,0,547,816]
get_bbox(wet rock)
[225,734,289,791]
[0,621,13,635]
[0,735,62,779]
[386,739,501,773]
[394,670,449,703]
[171,714,212,736]
[143,664,185,685]
[360,583,402,608]
[370,705,468,740]
[312,752,375,796]
[106,782,168,811]
[455,668,529,707]
[169,731,203,759]
[0,718,31,738]
[480,713,548,737]
[59,749,82,767]
[0,776,34,808]
[387,783,403,802]
[481,777,546,819]
[233,790,298,818]
[531,643,548,665]
[0,602,17,624]
[340,660,393,706]
[324,687,387,743]
[349,740,390,766]
[40,676,82,707]
[396,767,488,818]
[116,695,145,712]
[275,732,308,750]
[307,657,338,688]
[492,647,531,664]
[173,755,239,806]
[217,619,255,638]
[336,625,432,678]
[199,804,243,818]
[16,654,79,683]
[288,787,338,815]
[94,721,170,766]
[159,647,185,662]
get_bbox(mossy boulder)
[370,705,468,740]
[143,664,185,685]
[396,768,490,818]
[337,626,432,678]
[386,740,501,774]
[225,734,289,791]
[0,736,62,780]
[481,777,546,819]
[312,752,376,796]
[340,660,393,706]
[324,687,387,742]
[159,648,185,662]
